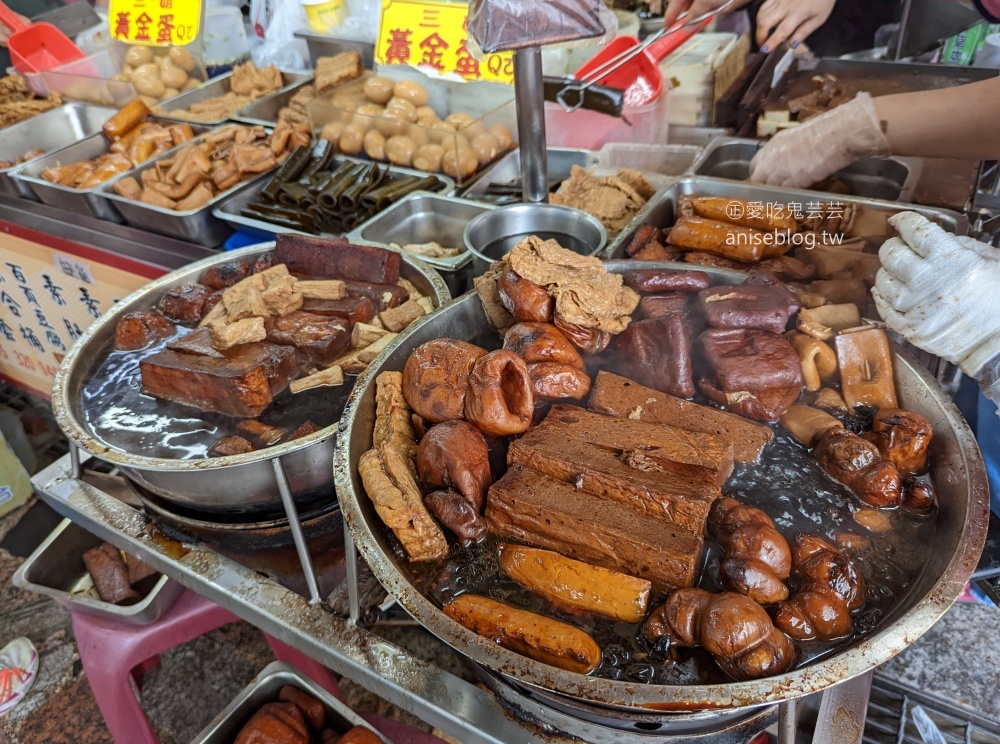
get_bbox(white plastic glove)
[872,212,1000,382]
[749,93,890,189]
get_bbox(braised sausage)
[443,594,602,674]
[667,216,765,263]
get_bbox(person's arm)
[750,76,1000,188]
[874,77,1000,159]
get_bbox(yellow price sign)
[376,0,513,85]
[109,0,201,46]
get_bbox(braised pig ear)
[788,332,838,391]
[834,327,898,411]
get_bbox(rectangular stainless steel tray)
[12,518,182,626]
[347,191,493,271]
[595,143,702,176]
[604,175,968,259]
[213,158,457,241]
[462,147,595,200]
[154,70,313,126]
[690,136,919,202]
[0,102,116,199]
[11,118,211,222]
[191,661,389,743]
[232,81,312,127]
[101,127,279,246]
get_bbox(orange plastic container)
[0,2,85,76]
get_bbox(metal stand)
[513,47,549,203]
[344,523,362,625]
[270,457,322,604]
[777,699,797,744]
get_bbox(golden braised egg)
[133,63,159,79]
[363,129,386,160]
[125,46,153,67]
[415,105,436,120]
[338,124,367,156]
[169,46,196,72]
[471,132,500,166]
[490,124,514,150]
[160,64,189,90]
[445,112,475,131]
[385,135,417,167]
[442,148,478,180]
[392,79,429,107]
[363,76,396,104]
[374,109,410,138]
[412,143,444,172]
[320,121,346,144]
[386,97,418,122]
[134,75,166,98]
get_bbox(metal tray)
[348,192,489,271]
[604,175,968,259]
[595,142,702,176]
[100,127,279,247]
[191,661,389,743]
[0,103,116,199]
[11,118,211,222]
[12,518,182,625]
[232,81,312,127]
[213,158,457,241]
[690,137,918,202]
[154,70,313,126]
[462,147,595,200]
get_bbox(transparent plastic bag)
[250,0,311,70]
[468,0,612,54]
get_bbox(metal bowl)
[52,242,450,516]
[334,261,989,711]
[463,203,607,264]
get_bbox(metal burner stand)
[36,446,873,744]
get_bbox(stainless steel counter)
[0,194,220,273]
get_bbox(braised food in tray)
[86,239,435,461]
[358,240,939,685]
[233,683,379,744]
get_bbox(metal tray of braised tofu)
[688,137,921,203]
[191,661,389,743]
[99,125,280,246]
[0,103,117,199]
[10,117,211,222]
[154,70,313,126]
[12,518,182,625]
[232,80,314,127]
[604,175,969,260]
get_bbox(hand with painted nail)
[755,0,836,52]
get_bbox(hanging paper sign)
[376,0,514,84]
[109,0,202,46]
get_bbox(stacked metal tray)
[605,175,969,259]
[12,519,182,626]
[154,70,313,126]
[11,117,212,222]
[462,147,595,202]
[0,103,117,199]
[99,127,278,246]
[233,82,312,127]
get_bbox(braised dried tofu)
[140,341,298,417]
[373,371,418,459]
[301,296,377,326]
[167,328,224,358]
[264,311,350,366]
[83,544,140,605]
[486,466,705,592]
[343,280,408,312]
[588,371,773,463]
[236,419,289,447]
[158,283,212,324]
[275,234,401,284]
[208,435,256,457]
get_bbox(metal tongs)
[555,0,737,112]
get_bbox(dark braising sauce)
[81,329,348,460]
[406,402,938,686]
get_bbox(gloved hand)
[872,212,1000,382]
[749,93,890,189]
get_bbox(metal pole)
[271,457,322,604]
[513,47,548,204]
[70,442,82,479]
[777,698,797,744]
[344,522,362,625]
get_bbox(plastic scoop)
[557,0,734,111]
[0,2,86,76]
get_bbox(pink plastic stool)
[71,588,339,744]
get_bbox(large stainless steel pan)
[334,261,989,711]
[52,242,450,516]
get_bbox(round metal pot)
[334,261,989,711]
[52,242,451,516]
[463,203,608,264]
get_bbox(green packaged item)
[942,21,994,65]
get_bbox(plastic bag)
[250,0,311,71]
[468,0,610,54]
[327,0,381,43]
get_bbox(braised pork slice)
[140,341,298,417]
[486,466,704,592]
[588,371,773,463]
